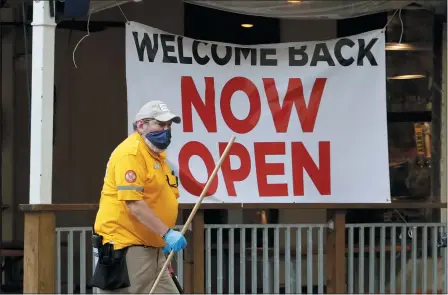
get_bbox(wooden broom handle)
[149,135,236,294]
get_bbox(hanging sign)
[125,21,390,204]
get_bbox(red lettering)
[178,141,218,196]
[218,142,251,196]
[178,141,331,198]
[263,78,327,133]
[291,141,331,196]
[220,77,261,134]
[254,142,288,196]
[181,76,217,132]
[181,76,326,133]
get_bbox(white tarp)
[183,0,446,19]
[125,21,391,204]
[89,0,446,19]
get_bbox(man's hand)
[162,229,187,254]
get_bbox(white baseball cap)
[134,100,181,123]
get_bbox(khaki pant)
[98,246,179,294]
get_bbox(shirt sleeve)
[115,153,147,201]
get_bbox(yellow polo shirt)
[94,132,179,249]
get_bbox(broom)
[149,135,236,294]
[168,263,184,293]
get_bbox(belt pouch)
[91,244,131,290]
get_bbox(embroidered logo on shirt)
[154,163,160,169]
[125,170,137,183]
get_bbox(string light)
[388,74,426,80]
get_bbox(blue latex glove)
[162,229,187,255]
[162,245,170,256]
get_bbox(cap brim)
[155,112,181,124]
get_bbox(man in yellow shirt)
[91,100,187,294]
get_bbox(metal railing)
[55,226,184,294]
[55,222,447,294]
[204,224,328,294]
[346,223,447,294]
[56,227,92,294]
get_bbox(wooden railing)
[18,202,447,293]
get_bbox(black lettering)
[160,34,177,63]
[211,44,232,66]
[192,41,210,65]
[260,48,277,66]
[358,38,378,66]
[177,37,193,64]
[235,47,257,66]
[133,32,158,62]
[310,43,335,66]
[289,46,308,66]
[334,38,355,66]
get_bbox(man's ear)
[136,120,144,130]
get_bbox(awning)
[183,0,446,19]
[89,0,446,19]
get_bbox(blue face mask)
[145,129,172,150]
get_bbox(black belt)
[129,244,159,249]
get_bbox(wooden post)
[182,209,205,293]
[182,209,194,293]
[23,212,56,293]
[326,210,346,294]
[192,210,205,293]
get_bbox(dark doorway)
[184,3,280,45]
[337,12,387,37]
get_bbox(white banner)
[125,21,390,204]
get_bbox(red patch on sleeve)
[125,170,137,183]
